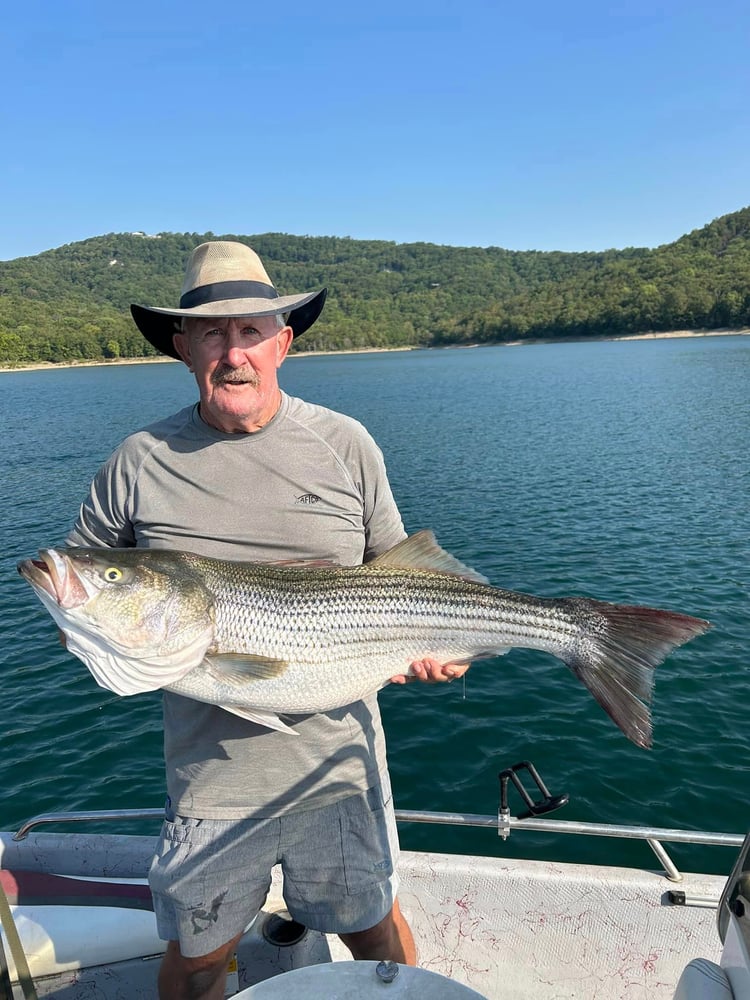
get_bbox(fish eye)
[103,567,123,582]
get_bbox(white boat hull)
[0,832,727,999]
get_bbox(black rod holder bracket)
[497,761,569,839]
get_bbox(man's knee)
[158,935,241,1000]
[339,914,392,952]
[338,900,415,965]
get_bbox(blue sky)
[3,0,748,260]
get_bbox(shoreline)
[1,328,748,374]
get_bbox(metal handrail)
[13,809,164,841]
[396,809,743,847]
[11,806,743,883]
[398,809,744,882]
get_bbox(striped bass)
[17,531,710,748]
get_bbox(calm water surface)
[1,336,748,875]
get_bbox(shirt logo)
[296,493,322,505]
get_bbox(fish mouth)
[17,549,92,609]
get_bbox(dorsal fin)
[370,530,490,585]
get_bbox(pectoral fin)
[204,653,288,685]
[220,704,299,735]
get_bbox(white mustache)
[211,366,260,388]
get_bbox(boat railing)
[12,808,165,841]
[12,805,743,885]
[398,809,742,886]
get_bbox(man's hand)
[390,659,471,685]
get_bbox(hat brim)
[130,287,327,359]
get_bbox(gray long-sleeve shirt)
[68,392,406,818]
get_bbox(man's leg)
[150,812,278,999]
[157,931,243,1000]
[338,898,416,965]
[281,769,409,962]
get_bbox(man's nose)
[223,325,249,365]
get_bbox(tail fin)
[562,600,711,749]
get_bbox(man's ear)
[276,325,294,368]
[172,330,194,372]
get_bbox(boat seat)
[673,958,733,999]
[0,869,164,980]
[0,869,153,910]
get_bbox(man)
[67,241,468,1000]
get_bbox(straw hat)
[131,241,327,358]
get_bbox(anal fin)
[220,704,299,735]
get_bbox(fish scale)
[18,530,711,747]
[180,564,652,717]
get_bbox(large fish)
[18,531,710,748]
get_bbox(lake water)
[1,336,748,875]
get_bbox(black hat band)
[180,280,280,310]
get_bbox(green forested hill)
[1,209,749,365]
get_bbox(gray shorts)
[148,772,400,957]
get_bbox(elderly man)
[67,241,468,1000]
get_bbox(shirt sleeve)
[358,433,407,561]
[66,446,137,549]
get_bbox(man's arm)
[66,447,137,549]
[345,423,473,688]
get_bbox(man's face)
[173,315,293,433]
